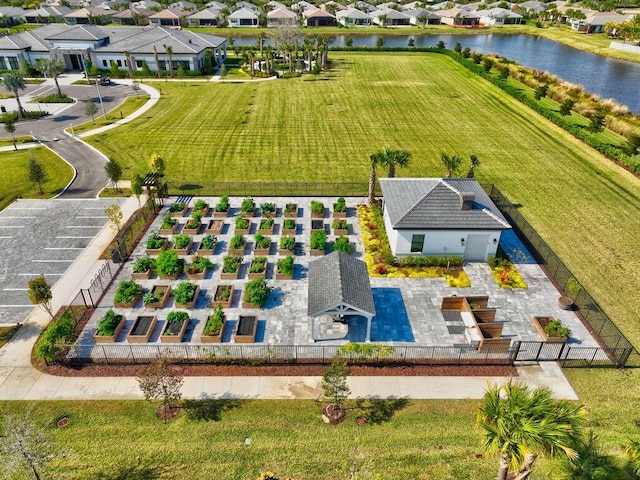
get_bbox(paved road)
[9,80,138,199]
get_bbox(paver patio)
[76,196,598,351]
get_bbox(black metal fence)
[486,185,635,367]
[110,198,158,264]
[166,181,374,198]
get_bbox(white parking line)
[31,259,74,263]
[0,236,13,239]
[76,216,106,219]
[3,288,28,291]
[44,247,85,250]
[0,216,36,219]
[17,273,63,276]
[0,226,25,228]
[65,225,102,228]
[55,236,95,239]
[0,305,33,307]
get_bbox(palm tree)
[319,35,330,69]
[384,149,412,178]
[467,154,480,178]
[625,440,640,477]
[368,148,391,205]
[4,120,17,150]
[441,152,462,178]
[2,73,26,120]
[163,44,174,78]
[559,431,625,480]
[256,32,267,58]
[153,45,161,78]
[477,381,585,480]
[123,51,134,79]
[34,57,66,97]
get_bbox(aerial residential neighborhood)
[0,0,639,478]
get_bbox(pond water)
[232,33,640,113]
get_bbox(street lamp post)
[94,76,107,120]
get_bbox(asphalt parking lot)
[0,198,123,325]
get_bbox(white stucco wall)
[49,40,100,50]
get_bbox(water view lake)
[232,33,640,113]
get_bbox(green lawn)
[0,135,34,148]
[0,147,74,211]
[87,52,640,346]
[68,95,150,135]
[0,326,18,348]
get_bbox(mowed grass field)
[89,52,640,346]
[0,147,74,211]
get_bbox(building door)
[464,234,489,261]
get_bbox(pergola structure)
[307,252,376,342]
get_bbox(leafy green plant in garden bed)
[215,195,229,212]
[188,255,213,274]
[283,219,296,230]
[249,256,267,274]
[173,234,191,250]
[200,234,217,250]
[544,318,570,338]
[235,217,250,230]
[279,236,295,251]
[133,257,156,273]
[166,310,189,324]
[185,212,202,230]
[259,218,274,230]
[310,230,327,251]
[254,233,271,249]
[156,250,184,276]
[34,311,75,364]
[260,202,275,216]
[277,255,294,275]
[173,282,198,305]
[333,197,347,213]
[222,255,242,274]
[229,234,246,250]
[332,219,348,231]
[114,280,142,304]
[160,215,177,229]
[332,236,351,254]
[241,197,255,214]
[311,200,325,215]
[97,310,122,336]
[143,292,160,306]
[243,278,271,307]
[193,199,208,213]
[146,232,166,249]
[204,305,225,336]
[170,202,186,213]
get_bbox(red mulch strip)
[43,363,516,377]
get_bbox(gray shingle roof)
[45,25,108,41]
[379,178,511,230]
[308,252,375,318]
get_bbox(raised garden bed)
[240,197,256,218]
[212,284,234,308]
[310,200,325,219]
[260,202,276,218]
[168,203,187,218]
[213,196,229,218]
[258,217,274,234]
[205,219,224,235]
[143,285,171,309]
[532,316,569,343]
[145,234,168,256]
[235,217,251,235]
[93,310,126,343]
[235,315,257,343]
[282,219,297,235]
[284,203,298,218]
[113,280,143,309]
[161,311,189,343]
[248,256,268,279]
[173,282,200,309]
[221,255,243,280]
[158,215,178,235]
[131,257,155,280]
[127,315,158,343]
[198,234,217,255]
[172,235,193,255]
[333,197,347,219]
[276,256,294,280]
[192,200,210,217]
[332,219,349,236]
[201,305,226,343]
[311,219,325,232]
[254,233,272,255]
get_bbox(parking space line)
[55,236,95,239]
[3,288,28,291]
[65,226,102,228]
[0,236,13,239]
[76,216,107,219]
[0,216,36,219]
[44,247,85,250]
[17,273,63,276]
[31,259,74,263]
[0,305,34,307]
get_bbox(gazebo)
[308,252,376,342]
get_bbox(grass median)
[68,94,150,136]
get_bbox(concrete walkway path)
[0,192,579,401]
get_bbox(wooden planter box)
[311,210,325,219]
[212,284,234,308]
[254,245,272,256]
[174,286,200,309]
[282,227,297,235]
[333,211,347,219]
[228,247,245,256]
[114,293,141,309]
[213,210,229,218]
[311,220,324,231]
[310,248,325,256]
[127,315,157,343]
[201,319,226,343]
[193,207,210,217]
[182,224,201,235]
[93,314,126,343]
[169,205,188,218]
[532,316,568,343]
[186,267,208,281]
[235,315,257,343]
[240,211,255,219]
[146,238,168,256]
[198,244,215,256]
[261,210,276,218]
[284,204,298,218]
[278,248,294,256]
[220,271,240,280]
[205,219,224,235]
[276,269,293,280]
[247,270,266,280]
[158,269,181,280]
[333,228,349,236]
[144,285,171,309]
[131,270,152,281]
[235,227,250,235]
[161,319,189,343]
[173,238,193,255]
[158,223,178,235]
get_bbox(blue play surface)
[499,230,536,264]
[370,288,414,342]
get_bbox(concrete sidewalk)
[0,193,579,401]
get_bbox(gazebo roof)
[308,252,375,318]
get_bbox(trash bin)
[0,106,6,113]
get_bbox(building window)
[7,57,19,70]
[0,57,7,70]
[136,60,143,68]
[158,60,166,70]
[116,60,122,67]
[102,60,107,67]
[410,234,425,253]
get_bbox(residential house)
[437,7,480,25]
[235,1,258,11]
[518,1,547,14]
[267,1,289,10]
[267,7,297,26]
[404,8,441,25]
[371,7,411,25]
[320,1,347,12]
[476,7,522,25]
[0,6,26,27]
[336,7,373,25]
[291,1,316,12]
[303,8,336,26]
[0,24,227,73]
[401,1,425,11]
[64,7,116,25]
[111,7,153,25]
[571,11,630,33]
[169,1,197,9]
[131,0,163,9]
[22,5,72,24]
[347,1,376,13]
[188,7,223,26]
[205,1,227,9]
[379,178,511,261]
[556,5,592,23]
[377,2,400,9]
[228,7,259,26]
[149,8,190,27]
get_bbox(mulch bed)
[43,363,516,377]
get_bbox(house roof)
[519,1,547,10]
[336,7,373,19]
[131,0,162,8]
[320,1,347,10]
[437,7,480,18]
[111,7,154,19]
[476,7,522,18]
[292,0,315,11]
[304,7,336,18]
[64,7,115,17]
[402,1,425,11]
[584,11,629,25]
[188,7,222,19]
[268,7,296,18]
[205,1,227,8]
[46,24,108,40]
[0,6,27,18]
[404,8,441,19]
[228,7,259,18]
[149,8,190,19]
[371,7,410,18]
[379,178,511,230]
[347,1,376,12]
[308,252,376,318]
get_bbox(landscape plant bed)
[126,315,157,343]
[168,203,187,218]
[235,315,257,343]
[186,255,213,281]
[282,219,297,235]
[172,235,193,255]
[182,213,203,235]
[221,255,243,280]
[253,233,272,255]
[201,305,226,343]
[198,234,217,255]
[258,217,274,234]
[143,285,171,309]
[333,197,348,218]
[284,203,298,218]
[161,311,189,344]
[131,257,156,280]
[192,199,210,217]
[240,197,256,218]
[260,202,276,218]
[332,219,349,236]
[158,215,178,235]
[93,311,126,344]
[212,284,235,308]
[113,280,143,309]
[276,256,294,280]
[247,256,268,279]
[213,195,229,218]
[205,219,224,235]
[235,217,251,235]
[173,282,200,309]
[145,234,168,255]
[311,200,325,219]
